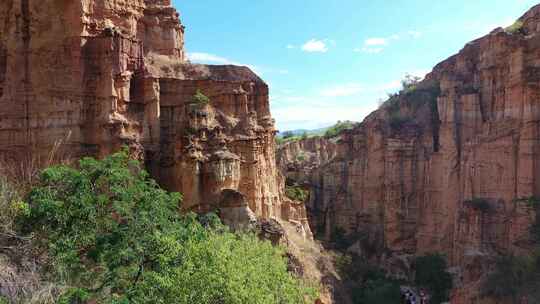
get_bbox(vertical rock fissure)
[21,0,31,145]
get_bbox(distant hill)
[276,127,329,138]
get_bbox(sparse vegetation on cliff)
[1,149,316,303]
[505,20,524,34]
[382,75,441,135]
[464,197,493,213]
[324,120,356,138]
[191,89,211,105]
[285,184,309,202]
[482,197,540,302]
[482,254,540,302]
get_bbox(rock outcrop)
[278,6,540,303]
[0,0,309,231]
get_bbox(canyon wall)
[0,0,308,229]
[278,6,540,303]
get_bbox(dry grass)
[280,220,351,304]
[0,134,72,303]
[0,132,73,194]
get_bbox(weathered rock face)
[0,0,308,230]
[278,6,540,303]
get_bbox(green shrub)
[414,254,453,304]
[57,288,91,304]
[506,21,524,34]
[464,197,492,213]
[482,255,536,301]
[356,279,401,304]
[401,74,422,94]
[515,196,540,208]
[388,112,411,130]
[285,185,309,202]
[191,89,210,105]
[20,148,316,303]
[324,121,356,138]
[282,131,295,139]
[335,254,401,304]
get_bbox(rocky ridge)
[278,6,540,303]
[0,0,310,232]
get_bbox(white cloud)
[301,39,328,53]
[364,37,388,46]
[357,31,421,54]
[320,83,363,97]
[278,69,289,74]
[286,44,295,49]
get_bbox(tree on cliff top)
[191,89,211,105]
[17,148,316,304]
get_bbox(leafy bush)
[336,254,401,304]
[414,254,453,304]
[482,254,539,302]
[0,176,22,234]
[401,74,422,94]
[282,131,295,139]
[324,121,356,138]
[506,21,524,34]
[464,197,492,213]
[388,112,411,131]
[20,148,316,303]
[515,196,540,208]
[191,89,210,105]
[285,185,309,202]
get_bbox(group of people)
[402,288,428,304]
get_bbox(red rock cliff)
[0,0,308,229]
[278,6,540,303]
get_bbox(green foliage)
[388,112,411,131]
[191,89,210,105]
[336,254,401,304]
[464,197,492,213]
[301,132,308,140]
[0,296,8,304]
[383,78,441,133]
[296,152,306,162]
[282,131,295,139]
[324,120,356,138]
[401,74,422,94]
[285,185,309,202]
[515,196,540,208]
[482,254,540,302]
[58,288,91,304]
[20,148,315,303]
[505,20,524,34]
[0,175,23,233]
[414,254,453,304]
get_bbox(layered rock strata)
[0,0,308,230]
[278,6,540,303]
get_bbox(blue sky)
[173,0,538,131]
